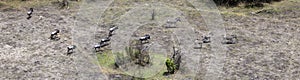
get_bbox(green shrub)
[165,58,176,74]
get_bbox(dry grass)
[0,0,55,9]
[0,0,82,11]
[0,0,299,79]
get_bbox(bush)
[126,40,151,66]
[213,0,282,7]
[165,58,176,74]
[126,47,140,61]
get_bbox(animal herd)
[26,7,237,55]
[93,26,116,52]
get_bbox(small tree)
[166,58,176,74]
[126,47,140,61]
[151,9,155,20]
[127,40,151,66]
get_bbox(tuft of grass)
[96,49,170,79]
[0,2,5,6]
[97,51,116,68]
[96,50,127,74]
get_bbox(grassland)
[0,0,299,79]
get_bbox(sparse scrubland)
[0,0,299,79]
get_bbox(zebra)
[50,29,60,40]
[67,45,76,55]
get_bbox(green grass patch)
[145,54,170,79]
[0,2,5,7]
[96,49,171,79]
[122,52,168,78]
[97,51,116,68]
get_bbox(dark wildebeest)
[27,8,33,19]
[139,34,151,43]
[108,26,118,37]
[67,45,76,55]
[50,29,60,40]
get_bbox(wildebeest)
[94,43,109,52]
[202,36,211,43]
[223,35,238,44]
[50,29,60,40]
[27,8,33,16]
[94,44,101,51]
[139,34,151,43]
[108,26,118,37]
[27,8,33,19]
[67,45,76,55]
[100,37,110,45]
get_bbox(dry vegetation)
[0,0,299,79]
[214,0,283,7]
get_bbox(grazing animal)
[94,44,101,52]
[27,8,33,19]
[50,29,60,40]
[139,34,151,43]
[100,37,110,45]
[108,26,118,37]
[67,45,76,55]
[223,35,238,44]
[94,43,109,52]
[202,36,211,43]
[27,8,33,16]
